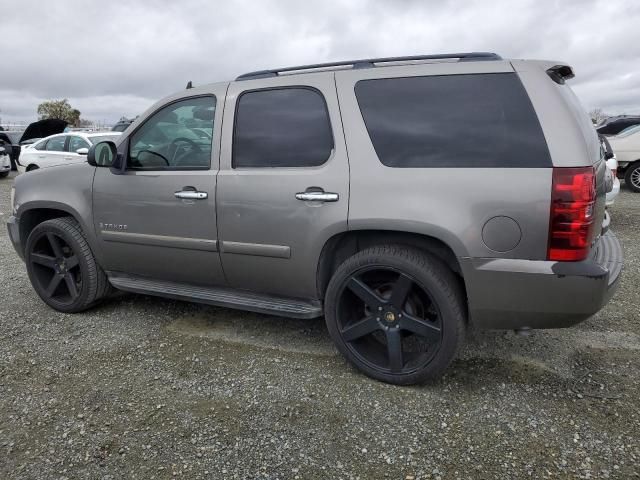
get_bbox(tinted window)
[355,73,551,168]
[68,136,90,152]
[45,136,66,152]
[233,87,333,168]
[129,96,216,170]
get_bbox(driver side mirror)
[87,141,125,174]
[76,147,89,155]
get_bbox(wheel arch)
[316,229,465,300]
[18,202,94,257]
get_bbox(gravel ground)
[0,171,639,479]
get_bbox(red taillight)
[547,167,596,261]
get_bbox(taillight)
[548,167,596,261]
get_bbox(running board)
[107,273,323,319]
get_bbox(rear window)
[355,73,551,168]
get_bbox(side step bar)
[107,273,323,319]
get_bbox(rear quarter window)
[355,73,551,168]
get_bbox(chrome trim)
[101,231,217,252]
[175,190,208,200]
[295,191,339,202]
[221,241,291,259]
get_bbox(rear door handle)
[175,187,208,200]
[295,191,339,202]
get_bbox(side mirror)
[76,147,89,155]
[604,151,614,160]
[87,141,118,167]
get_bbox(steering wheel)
[169,137,201,165]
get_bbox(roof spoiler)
[546,64,575,84]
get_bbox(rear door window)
[45,136,67,152]
[233,87,334,168]
[355,73,551,168]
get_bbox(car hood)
[19,119,68,143]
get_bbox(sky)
[1,0,639,126]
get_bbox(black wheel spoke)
[63,273,79,299]
[346,277,384,309]
[46,233,63,258]
[341,316,379,342]
[399,314,441,342]
[44,275,63,298]
[389,273,413,309]
[386,328,404,372]
[65,255,79,269]
[31,253,57,269]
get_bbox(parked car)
[607,124,640,192]
[0,119,68,170]
[7,53,622,385]
[0,142,10,177]
[600,135,620,205]
[111,118,134,132]
[17,132,122,173]
[597,115,640,136]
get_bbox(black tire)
[624,162,640,193]
[0,171,8,178]
[25,217,111,313]
[324,245,466,385]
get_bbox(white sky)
[0,0,638,125]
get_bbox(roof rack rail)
[236,52,502,81]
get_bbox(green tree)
[37,99,82,126]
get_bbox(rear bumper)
[0,154,10,172]
[606,178,620,206]
[7,215,23,260]
[461,230,623,330]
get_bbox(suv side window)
[68,136,90,152]
[128,96,216,170]
[45,136,67,152]
[233,87,333,168]
[355,73,552,168]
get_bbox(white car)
[0,144,10,178]
[17,132,121,173]
[600,135,620,206]
[608,124,640,192]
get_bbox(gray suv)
[7,53,623,384]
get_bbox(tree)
[37,99,82,126]
[589,108,608,125]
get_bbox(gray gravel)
[1,171,639,479]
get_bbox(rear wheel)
[25,217,110,313]
[0,171,8,178]
[324,245,465,385]
[624,162,640,192]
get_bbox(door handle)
[175,189,208,200]
[295,191,339,202]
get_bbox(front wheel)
[324,245,466,385]
[25,217,111,313]
[624,163,640,192]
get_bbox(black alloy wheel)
[325,245,465,384]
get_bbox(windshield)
[89,135,120,144]
[616,124,640,137]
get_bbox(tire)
[25,217,111,313]
[324,245,466,385]
[624,162,640,193]
[0,171,8,178]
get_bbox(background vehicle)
[600,134,620,205]
[0,142,10,177]
[597,115,640,136]
[18,132,121,173]
[111,118,134,132]
[0,119,68,170]
[7,53,622,385]
[608,124,640,192]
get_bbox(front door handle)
[175,187,208,200]
[295,191,339,202]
